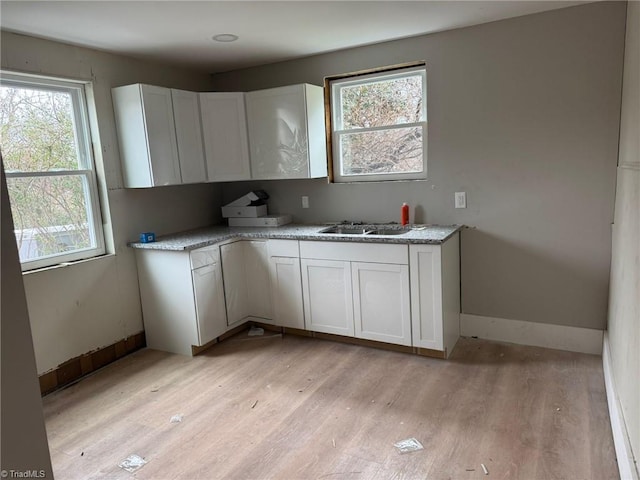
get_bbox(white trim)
[618,163,640,171]
[460,313,603,355]
[330,65,427,183]
[603,332,639,480]
[1,71,106,271]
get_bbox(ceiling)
[1,1,590,74]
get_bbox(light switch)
[302,196,309,209]
[455,192,466,209]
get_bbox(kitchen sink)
[319,226,373,235]
[318,225,411,236]
[369,229,409,235]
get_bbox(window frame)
[327,63,427,183]
[1,71,106,271]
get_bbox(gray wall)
[1,164,53,476]
[608,1,640,473]
[213,2,626,330]
[1,32,223,373]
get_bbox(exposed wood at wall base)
[269,321,448,359]
[461,314,604,355]
[416,347,447,359]
[38,332,145,396]
[281,326,313,337]
[191,337,219,356]
[217,322,253,343]
[603,332,639,480]
[312,331,414,354]
[250,321,282,333]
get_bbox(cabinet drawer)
[268,239,299,257]
[190,245,221,269]
[300,241,408,264]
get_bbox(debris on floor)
[393,437,424,454]
[170,414,183,423]
[332,439,336,448]
[234,329,282,341]
[251,400,258,409]
[118,454,147,473]
[248,326,264,336]
[481,463,489,475]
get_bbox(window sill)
[22,252,116,276]
[330,178,429,185]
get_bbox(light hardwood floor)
[43,333,618,479]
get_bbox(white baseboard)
[460,313,603,355]
[603,332,639,480]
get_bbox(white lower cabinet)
[299,241,410,345]
[267,240,304,329]
[245,240,273,320]
[192,262,227,345]
[135,244,227,356]
[352,262,412,346]
[409,233,460,357]
[269,256,304,329]
[301,259,354,336]
[135,233,460,358]
[220,240,272,327]
[220,241,250,327]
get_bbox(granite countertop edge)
[128,224,464,251]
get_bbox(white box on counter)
[228,214,292,227]
[221,205,267,218]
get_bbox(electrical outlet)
[301,196,309,209]
[455,192,466,209]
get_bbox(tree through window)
[0,72,105,270]
[329,65,427,183]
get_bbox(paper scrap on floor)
[118,454,147,473]
[393,438,424,454]
[248,326,264,336]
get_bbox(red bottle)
[401,203,409,225]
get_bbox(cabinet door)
[409,245,443,350]
[199,92,251,181]
[246,85,310,179]
[192,262,227,345]
[269,256,304,329]
[135,249,199,356]
[352,262,411,346]
[171,89,207,184]
[112,84,181,187]
[301,259,354,336]
[244,240,273,321]
[140,85,182,186]
[220,242,250,327]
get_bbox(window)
[0,72,105,271]
[329,65,427,183]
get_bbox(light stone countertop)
[129,223,463,251]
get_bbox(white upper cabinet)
[245,84,328,180]
[171,89,207,184]
[113,84,182,187]
[199,92,252,182]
